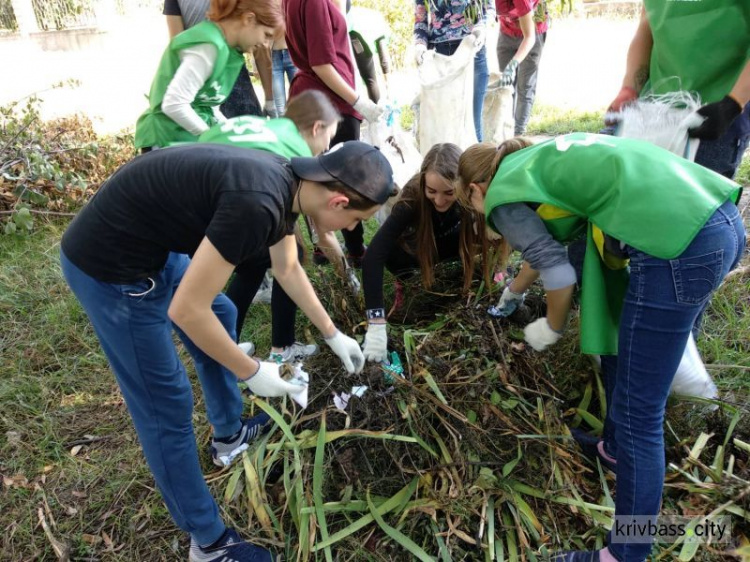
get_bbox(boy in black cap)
[60,140,394,562]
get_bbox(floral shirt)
[414,0,494,46]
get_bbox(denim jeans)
[431,40,489,142]
[271,48,297,116]
[600,200,745,561]
[694,132,750,180]
[496,31,545,136]
[60,251,244,546]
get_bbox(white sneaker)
[269,342,319,364]
[238,342,255,356]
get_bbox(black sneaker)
[211,414,272,467]
[312,248,330,265]
[570,427,617,474]
[189,528,276,562]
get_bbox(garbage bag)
[482,77,514,145]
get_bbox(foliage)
[0,94,132,236]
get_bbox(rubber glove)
[523,318,562,352]
[244,361,305,397]
[325,329,365,374]
[688,95,742,141]
[487,286,525,318]
[362,323,388,362]
[499,59,519,88]
[604,86,638,125]
[263,100,278,118]
[353,95,384,123]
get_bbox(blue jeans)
[271,48,297,116]
[60,251,244,546]
[431,40,489,142]
[601,200,745,561]
[694,132,750,180]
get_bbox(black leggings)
[329,114,365,256]
[352,39,380,104]
[226,244,303,349]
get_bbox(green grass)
[526,103,608,136]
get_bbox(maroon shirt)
[495,0,548,38]
[285,0,362,120]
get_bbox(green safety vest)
[135,21,245,149]
[485,133,740,354]
[347,7,389,57]
[198,116,313,158]
[643,0,750,104]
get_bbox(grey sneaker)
[252,272,273,305]
[269,341,319,364]
[189,528,275,561]
[211,414,272,467]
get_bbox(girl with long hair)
[135,0,283,150]
[455,134,744,562]
[361,143,497,362]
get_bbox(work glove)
[325,329,365,374]
[523,318,562,352]
[362,322,388,363]
[499,59,519,88]
[263,100,279,118]
[471,26,486,50]
[487,286,525,318]
[688,95,743,141]
[415,43,427,66]
[604,85,638,125]
[353,95,385,123]
[244,361,305,397]
[346,267,361,297]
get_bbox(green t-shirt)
[199,116,312,158]
[643,0,750,103]
[134,21,245,149]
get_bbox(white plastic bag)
[670,333,718,403]
[418,35,478,155]
[613,91,704,161]
[593,333,718,403]
[482,77,514,144]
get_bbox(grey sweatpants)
[496,31,545,136]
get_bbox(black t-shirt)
[62,144,298,283]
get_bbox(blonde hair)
[455,138,535,272]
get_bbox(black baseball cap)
[290,141,395,205]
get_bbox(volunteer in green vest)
[607,1,750,179]
[457,133,745,562]
[135,0,283,151]
[199,90,360,363]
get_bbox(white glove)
[325,329,365,374]
[471,26,486,50]
[346,267,361,297]
[353,96,384,123]
[523,318,562,352]
[263,100,278,117]
[244,361,305,397]
[487,286,525,318]
[362,323,388,362]
[414,43,427,66]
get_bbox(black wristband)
[366,308,386,321]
